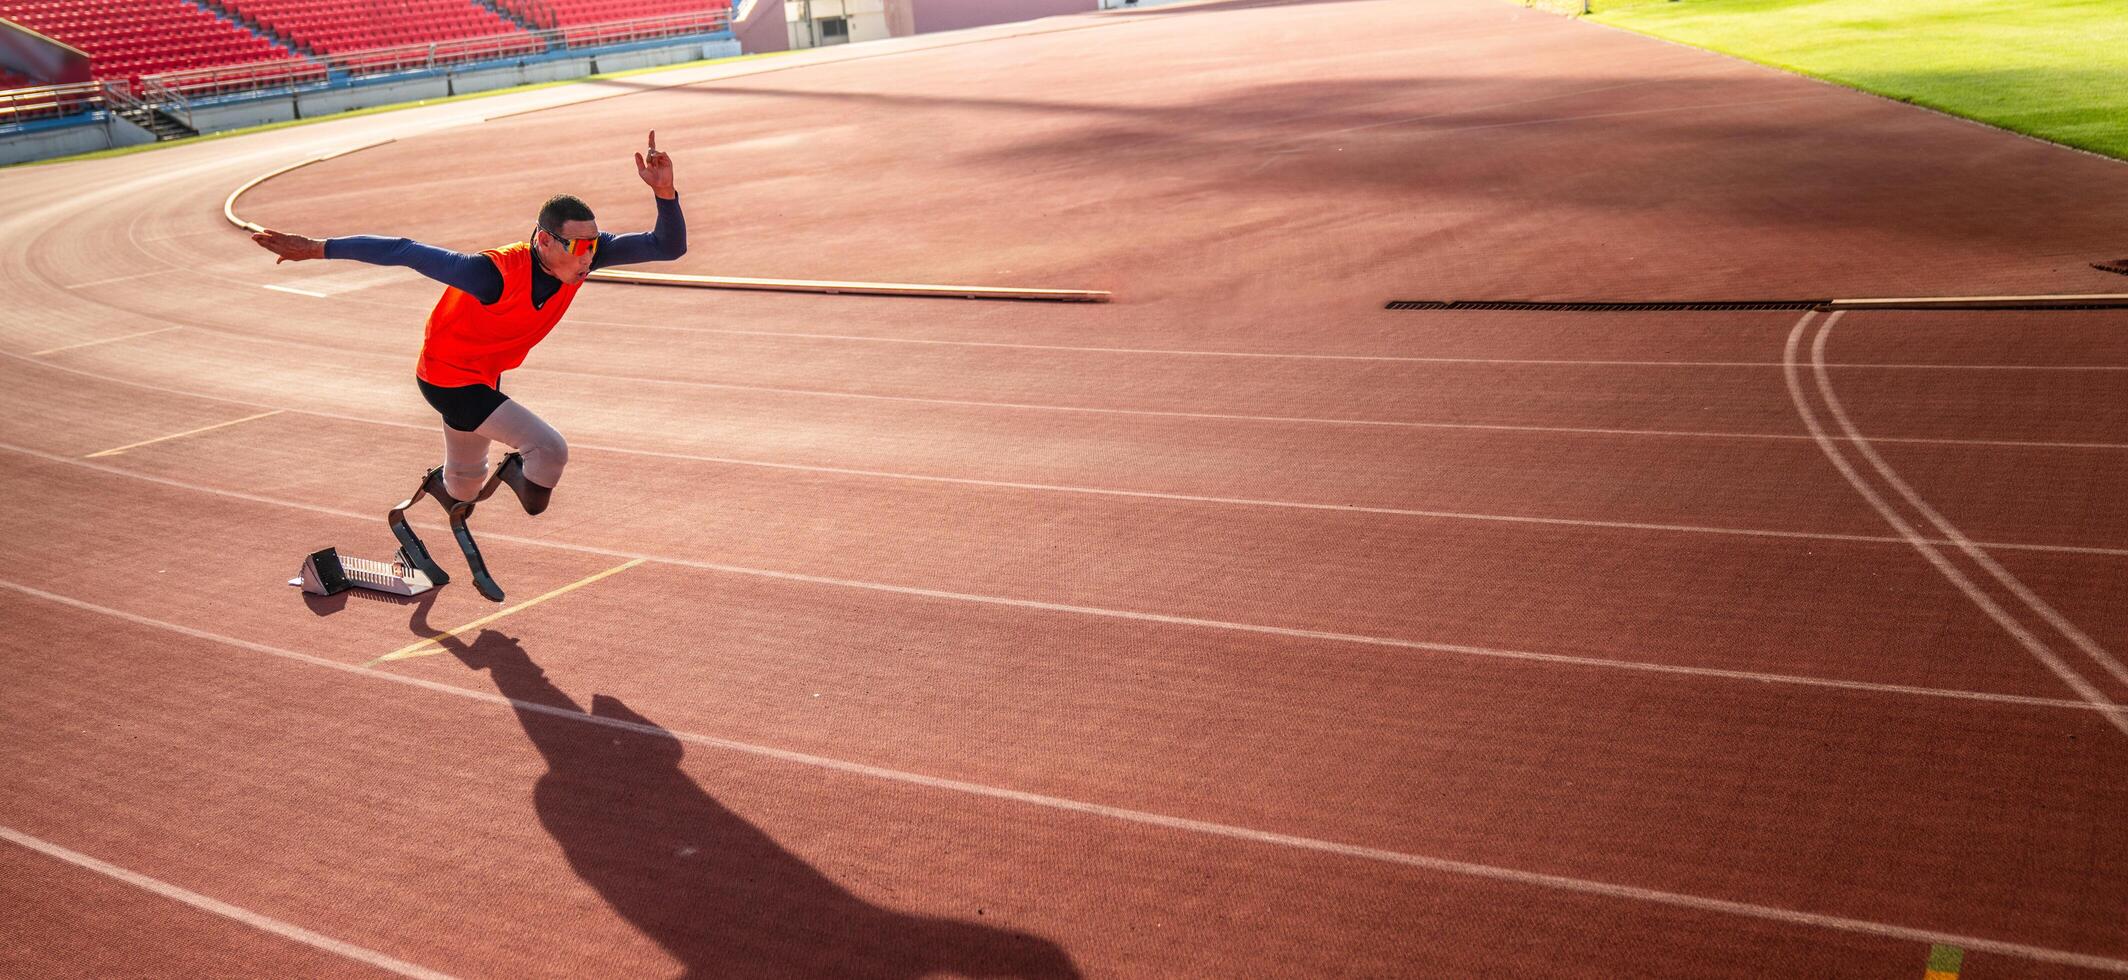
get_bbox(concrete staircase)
[109,93,200,141]
[471,0,545,36]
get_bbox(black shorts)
[417,377,509,432]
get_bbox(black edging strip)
[1386,300,1826,312]
[1387,299,2128,313]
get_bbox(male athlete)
[251,132,685,601]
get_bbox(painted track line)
[1782,312,2128,738]
[59,269,177,290]
[370,558,644,665]
[1810,315,2128,689]
[84,410,283,459]
[6,350,2125,556]
[6,580,2126,976]
[577,442,2128,557]
[3,439,2120,717]
[30,327,183,357]
[28,320,2128,450]
[563,320,2128,371]
[0,824,455,980]
[263,284,328,299]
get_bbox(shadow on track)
[444,630,1082,980]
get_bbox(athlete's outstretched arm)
[594,130,688,269]
[251,228,505,304]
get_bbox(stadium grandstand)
[219,0,535,59]
[0,0,1114,164]
[0,0,742,160]
[498,0,726,31]
[0,0,304,84]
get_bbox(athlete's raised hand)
[635,130,676,199]
[251,228,325,263]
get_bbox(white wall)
[0,112,152,166]
[188,94,298,132]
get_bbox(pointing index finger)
[647,130,657,152]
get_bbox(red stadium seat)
[0,0,307,84]
[0,0,728,90]
[487,0,727,33]
[208,0,539,56]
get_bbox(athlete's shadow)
[445,631,1081,980]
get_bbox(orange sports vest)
[417,242,584,389]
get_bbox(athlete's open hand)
[635,130,676,199]
[251,228,325,263]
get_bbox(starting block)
[289,546,435,597]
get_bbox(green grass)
[1571,0,2128,161]
[12,49,794,169]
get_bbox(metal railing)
[0,79,105,128]
[140,58,330,104]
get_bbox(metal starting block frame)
[290,546,436,597]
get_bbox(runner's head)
[533,194,598,284]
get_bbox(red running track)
[4,0,2127,976]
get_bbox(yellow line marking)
[368,558,644,665]
[84,410,282,458]
[32,327,181,356]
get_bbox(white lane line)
[30,327,182,357]
[2,439,2119,717]
[566,368,2128,444]
[6,580,2126,977]
[0,825,455,980]
[5,351,2126,558]
[602,368,1742,430]
[60,269,177,289]
[262,284,328,298]
[1782,313,2128,738]
[566,321,2128,371]
[600,442,2128,558]
[62,319,2128,449]
[84,411,283,458]
[1810,316,2128,689]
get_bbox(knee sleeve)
[443,461,489,502]
[522,434,568,488]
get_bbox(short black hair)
[536,193,595,231]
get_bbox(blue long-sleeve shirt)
[322,194,686,307]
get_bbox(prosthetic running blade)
[386,465,509,603]
[448,500,505,603]
[387,468,452,587]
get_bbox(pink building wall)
[731,0,792,54]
